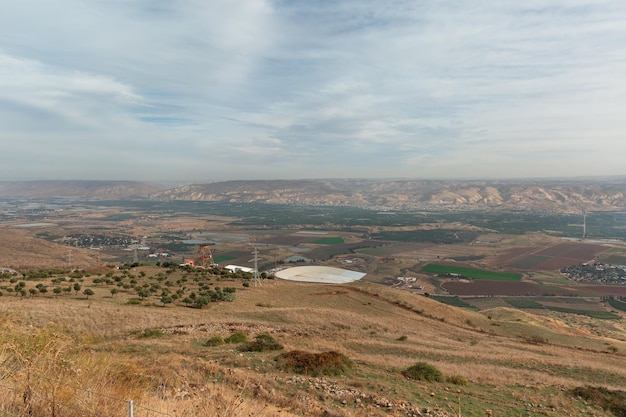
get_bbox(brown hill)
[0,227,99,270]
[151,178,626,213]
[2,178,626,213]
[0,180,164,199]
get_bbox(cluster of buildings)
[561,262,626,284]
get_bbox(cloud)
[1,0,626,180]
[0,51,145,130]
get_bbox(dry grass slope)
[0,270,625,416]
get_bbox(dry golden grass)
[1,268,625,417]
[0,227,98,269]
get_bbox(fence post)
[129,399,133,417]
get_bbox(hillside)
[1,178,626,214]
[0,227,100,269]
[0,270,625,417]
[151,178,626,214]
[0,180,164,199]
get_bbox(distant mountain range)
[1,178,625,213]
[0,180,163,200]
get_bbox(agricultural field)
[311,236,345,245]
[503,298,545,309]
[429,295,479,310]
[442,280,556,296]
[355,243,431,256]
[608,298,626,312]
[488,241,611,271]
[500,297,622,319]
[255,234,311,246]
[598,248,626,265]
[431,294,626,322]
[371,229,480,244]
[422,264,522,281]
[569,285,626,297]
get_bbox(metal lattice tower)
[251,244,261,286]
[195,244,214,268]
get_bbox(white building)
[224,264,255,274]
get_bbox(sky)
[1,0,626,182]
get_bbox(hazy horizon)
[2,1,626,181]
[2,175,626,186]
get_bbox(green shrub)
[127,299,142,305]
[397,335,408,341]
[402,362,444,382]
[446,375,468,385]
[240,333,283,352]
[204,336,225,347]
[275,350,353,376]
[224,332,248,344]
[571,386,626,417]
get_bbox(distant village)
[561,262,626,284]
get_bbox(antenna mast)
[250,239,261,286]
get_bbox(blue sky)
[1,0,626,181]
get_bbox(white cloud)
[1,0,626,180]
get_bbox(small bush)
[397,335,408,341]
[571,386,626,417]
[139,328,164,338]
[526,335,548,345]
[402,362,444,382]
[240,333,283,352]
[224,332,248,344]
[204,336,225,347]
[446,375,468,385]
[127,299,142,305]
[275,350,353,376]
[255,302,273,308]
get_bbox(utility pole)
[252,245,261,286]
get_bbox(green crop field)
[607,298,626,312]
[213,255,236,263]
[504,298,545,309]
[430,295,479,310]
[545,306,621,320]
[422,264,522,281]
